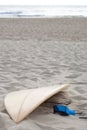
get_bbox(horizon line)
[0,5,87,6]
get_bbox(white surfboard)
[4,84,69,123]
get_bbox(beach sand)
[0,18,87,130]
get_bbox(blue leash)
[53,104,76,116]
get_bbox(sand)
[0,18,87,130]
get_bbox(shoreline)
[0,16,87,18]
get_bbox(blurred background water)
[0,5,87,18]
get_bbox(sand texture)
[0,18,87,130]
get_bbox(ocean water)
[0,5,87,18]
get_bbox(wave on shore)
[0,5,87,18]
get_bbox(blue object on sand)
[53,104,76,116]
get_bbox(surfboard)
[4,84,69,123]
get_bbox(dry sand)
[0,18,87,130]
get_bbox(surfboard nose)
[4,84,70,123]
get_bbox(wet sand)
[0,18,87,130]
